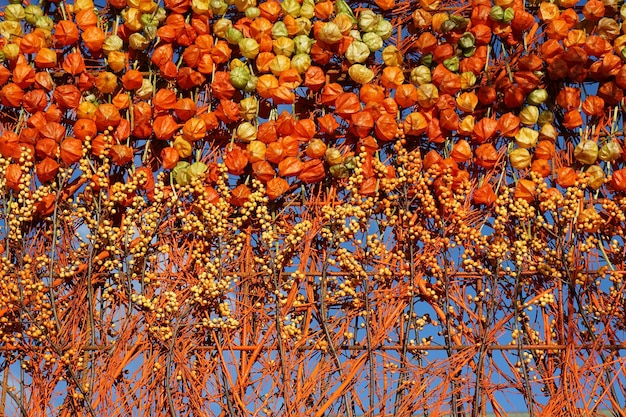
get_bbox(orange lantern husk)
[59,138,83,165]
[110,144,134,165]
[252,161,275,182]
[473,183,497,205]
[161,147,180,170]
[555,166,577,188]
[230,184,251,207]
[36,157,60,183]
[298,159,326,184]
[475,143,500,169]
[94,104,122,131]
[375,114,398,142]
[36,138,59,160]
[451,140,472,163]
[224,147,249,175]
[514,179,536,203]
[153,115,180,140]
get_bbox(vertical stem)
[512,263,535,417]
[318,245,354,417]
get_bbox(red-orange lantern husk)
[90,135,107,157]
[252,161,275,182]
[320,83,344,106]
[54,20,80,46]
[121,69,143,90]
[200,112,219,130]
[22,89,48,113]
[581,95,605,117]
[278,136,299,157]
[498,113,520,138]
[298,159,326,184]
[36,157,60,183]
[475,143,500,169]
[275,112,296,136]
[293,119,316,142]
[514,179,536,203]
[153,115,180,140]
[360,84,385,104]
[556,86,580,110]
[173,98,197,122]
[503,86,525,108]
[423,150,443,170]
[535,141,556,160]
[112,93,130,111]
[131,118,149,139]
[555,166,577,188]
[541,39,564,64]
[82,26,105,51]
[110,144,134,165]
[304,66,325,91]
[598,81,623,105]
[258,121,278,144]
[531,159,551,178]
[562,109,583,130]
[215,99,240,123]
[358,177,377,196]
[34,48,58,69]
[518,55,544,71]
[60,138,83,165]
[318,114,340,135]
[375,113,398,142]
[473,183,496,205]
[477,85,497,105]
[210,71,234,99]
[0,66,11,86]
[182,117,207,142]
[153,88,178,112]
[161,147,180,169]
[224,147,249,175]
[439,108,459,131]
[335,92,361,119]
[46,105,63,124]
[266,141,285,164]
[0,83,24,108]
[416,32,437,54]
[200,186,219,204]
[278,156,304,177]
[19,127,39,146]
[182,45,202,68]
[133,101,153,125]
[5,164,23,191]
[35,138,59,160]
[74,119,98,141]
[13,64,36,89]
[427,117,444,143]
[28,112,48,130]
[34,193,56,217]
[77,72,95,91]
[266,177,289,200]
[94,104,122,131]
[451,139,472,163]
[611,168,626,192]
[350,111,375,138]
[395,84,418,108]
[39,122,66,143]
[76,9,98,29]
[230,184,251,207]
[151,44,174,67]
[472,117,498,143]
